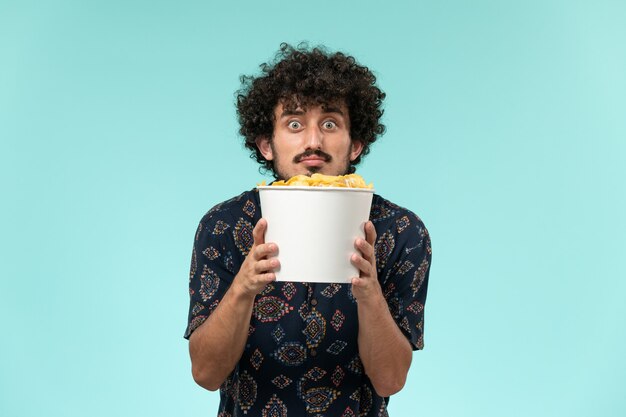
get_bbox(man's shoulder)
[371,195,432,279]
[198,189,259,226]
[370,194,428,231]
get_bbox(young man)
[185,43,432,416]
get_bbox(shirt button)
[310,349,317,357]
[311,299,318,306]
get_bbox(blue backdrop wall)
[1,1,625,416]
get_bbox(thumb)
[365,221,377,246]
[252,218,267,247]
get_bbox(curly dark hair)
[236,43,386,176]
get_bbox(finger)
[351,253,372,276]
[262,272,277,283]
[252,218,267,247]
[365,221,377,246]
[351,276,365,287]
[253,242,278,261]
[255,272,276,285]
[254,258,280,274]
[355,238,375,263]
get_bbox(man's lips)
[299,156,326,166]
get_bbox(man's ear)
[255,136,274,161]
[350,140,364,161]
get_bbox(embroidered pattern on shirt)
[396,215,411,233]
[237,370,257,414]
[411,258,429,296]
[331,365,345,387]
[253,296,293,323]
[272,324,286,344]
[250,348,264,371]
[375,231,395,269]
[326,340,348,355]
[262,394,287,417]
[243,200,256,218]
[346,356,363,375]
[370,202,396,222]
[302,309,326,349]
[233,217,253,256]
[203,246,220,260]
[331,310,346,331]
[321,284,341,298]
[272,342,307,367]
[282,282,297,300]
[212,220,230,235]
[199,265,220,302]
[272,375,293,389]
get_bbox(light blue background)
[2,1,625,416]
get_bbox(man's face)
[256,101,364,180]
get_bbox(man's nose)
[305,126,323,149]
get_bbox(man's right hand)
[190,217,279,390]
[232,218,279,297]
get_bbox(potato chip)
[269,173,373,189]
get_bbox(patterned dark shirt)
[185,189,432,417]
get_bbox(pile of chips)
[260,173,373,189]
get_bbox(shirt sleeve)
[184,212,239,340]
[378,212,432,351]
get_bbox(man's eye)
[323,121,336,129]
[288,121,301,129]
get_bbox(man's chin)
[305,166,323,175]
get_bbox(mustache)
[293,149,332,163]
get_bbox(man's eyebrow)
[279,106,346,118]
[322,106,345,116]
[279,109,306,118]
